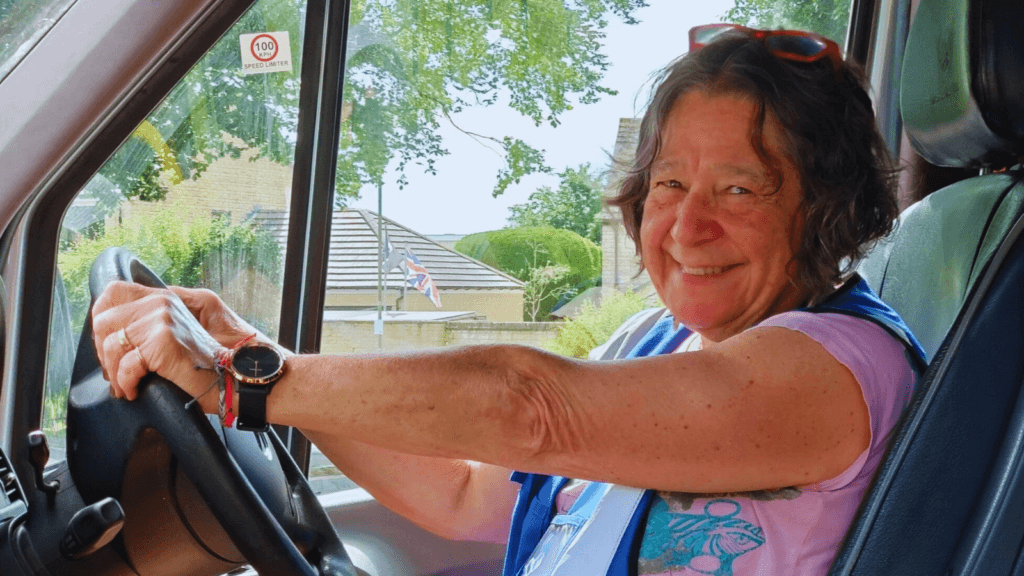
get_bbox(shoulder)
[756,310,916,438]
[757,311,914,380]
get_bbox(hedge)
[455,226,601,320]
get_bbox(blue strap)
[503,472,569,576]
[806,275,929,378]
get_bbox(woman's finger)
[116,345,149,401]
[101,329,128,395]
[168,285,216,318]
[92,281,160,369]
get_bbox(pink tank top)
[555,312,916,576]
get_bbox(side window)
[306,0,856,495]
[44,0,307,465]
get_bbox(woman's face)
[640,91,808,342]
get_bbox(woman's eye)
[726,185,752,195]
[660,180,682,189]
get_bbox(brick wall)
[325,290,525,322]
[115,150,291,227]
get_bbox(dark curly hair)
[609,33,899,304]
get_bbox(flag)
[405,248,442,308]
[380,229,403,272]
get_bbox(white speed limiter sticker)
[239,32,292,75]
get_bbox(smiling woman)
[90,22,927,576]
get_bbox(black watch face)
[231,345,283,382]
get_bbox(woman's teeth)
[682,264,736,276]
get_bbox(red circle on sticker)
[250,34,279,62]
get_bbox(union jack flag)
[405,248,442,308]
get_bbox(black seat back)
[832,0,1024,573]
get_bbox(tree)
[87,0,647,214]
[722,0,852,44]
[521,250,575,322]
[329,0,647,203]
[507,163,605,243]
[92,0,305,215]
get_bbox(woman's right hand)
[92,282,228,409]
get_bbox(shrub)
[455,226,601,320]
[58,209,283,337]
[543,290,648,358]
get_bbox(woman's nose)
[669,187,724,246]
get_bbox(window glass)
[308,0,854,494]
[0,0,79,82]
[44,0,306,465]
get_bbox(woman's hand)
[92,281,228,410]
[167,285,261,349]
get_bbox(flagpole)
[376,182,383,351]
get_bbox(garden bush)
[543,290,648,358]
[455,226,601,320]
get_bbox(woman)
[93,25,925,576]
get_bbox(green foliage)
[93,0,306,215]
[72,0,645,213]
[543,290,646,358]
[721,0,852,44]
[58,210,283,335]
[337,0,647,201]
[507,162,604,242]
[455,226,601,320]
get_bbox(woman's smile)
[680,263,742,276]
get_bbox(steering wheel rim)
[67,247,355,576]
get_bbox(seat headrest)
[901,0,1024,168]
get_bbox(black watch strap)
[236,383,272,432]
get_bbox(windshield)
[0,0,79,83]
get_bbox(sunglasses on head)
[689,23,844,73]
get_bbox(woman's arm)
[261,330,868,493]
[93,282,869,495]
[305,432,519,542]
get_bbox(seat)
[830,0,1024,574]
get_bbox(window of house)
[43,0,306,466]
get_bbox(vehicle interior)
[1,0,1023,574]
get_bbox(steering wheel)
[65,247,356,576]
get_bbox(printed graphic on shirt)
[639,498,765,576]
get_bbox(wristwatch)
[225,342,286,432]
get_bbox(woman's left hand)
[91,281,227,411]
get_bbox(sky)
[347,1,737,236]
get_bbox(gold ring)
[116,328,133,351]
[134,348,147,372]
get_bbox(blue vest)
[502,275,927,576]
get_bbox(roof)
[249,208,523,292]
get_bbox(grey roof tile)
[249,209,523,292]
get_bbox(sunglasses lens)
[692,25,742,46]
[766,34,827,58]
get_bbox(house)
[251,208,525,321]
[601,118,656,303]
